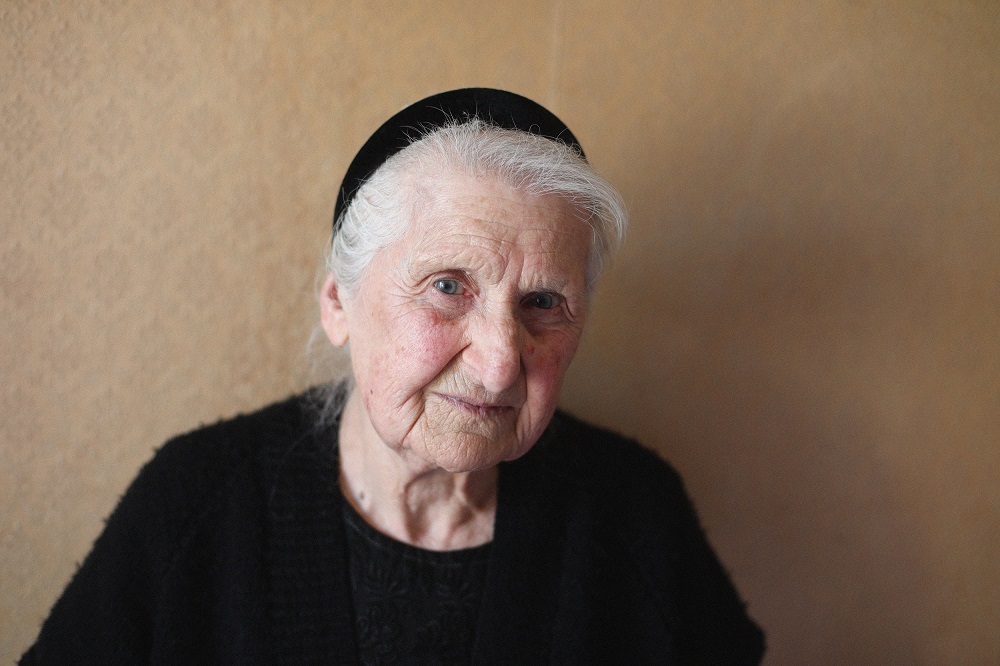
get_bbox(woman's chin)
[426,431,548,474]
[417,433,515,474]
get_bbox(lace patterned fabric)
[341,502,492,664]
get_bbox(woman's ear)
[319,272,350,347]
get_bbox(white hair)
[327,117,627,294]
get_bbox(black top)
[22,389,765,664]
[342,501,491,664]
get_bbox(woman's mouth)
[440,394,515,418]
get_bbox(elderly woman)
[23,89,764,664]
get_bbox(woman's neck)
[336,390,498,551]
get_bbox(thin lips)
[442,394,518,410]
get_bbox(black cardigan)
[22,392,764,664]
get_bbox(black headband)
[332,87,585,233]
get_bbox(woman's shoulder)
[537,410,767,663]
[541,409,686,498]
[20,393,321,663]
[534,409,703,560]
[159,391,313,457]
[119,391,321,539]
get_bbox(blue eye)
[434,279,462,295]
[529,292,558,309]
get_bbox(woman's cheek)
[531,330,581,376]
[390,310,464,380]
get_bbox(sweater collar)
[471,430,572,663]
[262,389,359,665]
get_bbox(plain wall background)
[3,1,998,663]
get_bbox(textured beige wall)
[3,1,998,663]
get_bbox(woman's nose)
[464,312,524,394]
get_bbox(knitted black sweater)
[22,392,764,664]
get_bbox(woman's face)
[321,169,591,473]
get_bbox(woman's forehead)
[407,182,585,257]
[407,170,583,237]
[359,175,590,291]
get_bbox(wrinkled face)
[321,170,592,473]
